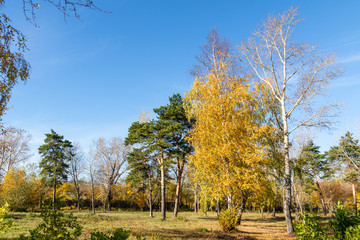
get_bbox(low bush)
[18,200,82,240]
[344,225,360,240]
[329,204,360,239]
[294,213,327,240]
[0,203,12,232]
[218,208,237,232]
[294,204,360,240]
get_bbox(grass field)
[0,211,296,240]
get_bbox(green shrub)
[344,225,360,240]
[90,228,130,240]
[329,204,360,239]
[18,200,82,240]
[218,208,237,232]
[0,203,12,232]
[294,213,327,240]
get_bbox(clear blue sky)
[2,0,360,161]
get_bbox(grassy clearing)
[0,211,296,240]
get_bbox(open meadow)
[0,211,296,240]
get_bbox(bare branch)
[22,0,106,26]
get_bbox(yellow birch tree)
[184,30,271,224]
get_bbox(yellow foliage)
[184,52,271,202]
[58,182,75,201]
[2,169,27,189]
[125,182,146,208]
[1,169,32,210]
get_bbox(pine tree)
[153,93,193,218]
[298,140,330,215]
[126,119,172,220]
[38,129,72,208]
[327,132,360,215]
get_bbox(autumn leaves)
[184,7,340,234]
[184,29,273,224]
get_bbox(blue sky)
[2,0,360,161]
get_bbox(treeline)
[0,7,358,236]
[0,129,358,218]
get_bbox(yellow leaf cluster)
[185,59,270,201]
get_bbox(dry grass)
[0,211,296,240]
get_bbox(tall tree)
[91,137,130,212]
[153,93,193,218]
[68,142,83,212]
[126,112,175,220]
[38,129,72,207]
[185,29,270,225]
[298,140,331,215]
[240,8,341,233]
[327,132,360,215]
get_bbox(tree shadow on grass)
[130,228,257,240]
[7,213,27,220]
[197,216,218,221]
[242,216,285,223]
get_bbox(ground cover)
[0,211,296,240]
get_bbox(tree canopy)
[38,129,72,206]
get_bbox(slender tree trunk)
[294,185,303,214]
[103,200,106,213]
[353,182,357,216]
[194,183,199,213]
[160,151,166,220]
[293,184,302,220]
[272,184,277,217]
[227,194,232,209]
[149,192,153,218]
[216,199,220,218]
[89,165,96,214]
[272,207,276,217]
[148,175,153,218]
[75,184,80,212]
[314,173,327,215]
[173,162,183,218]
[293,193,299,220]
[236,193,248,225]
[203,197,207,216]
[282,103,294,234]
[107,187,112,211]
[91,181,95,214]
